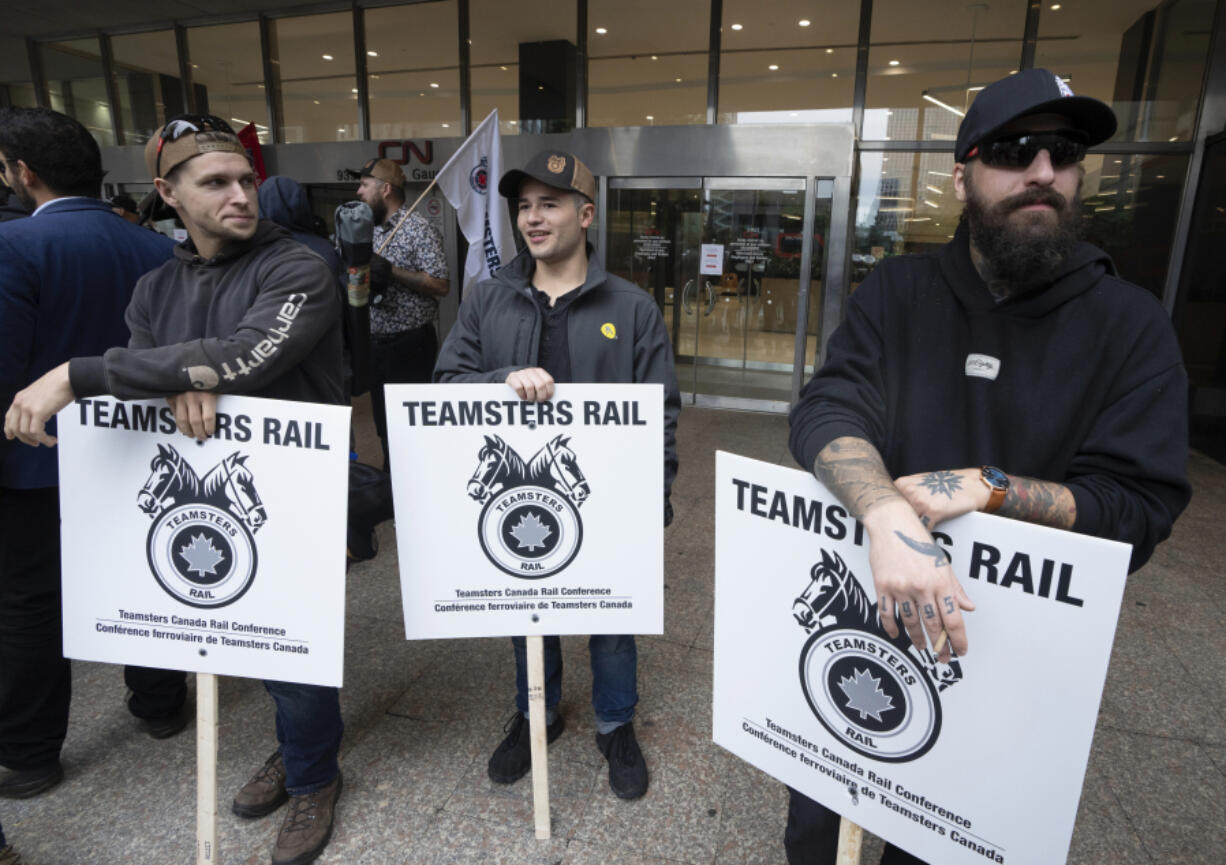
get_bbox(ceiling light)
[191,63,199,69]
[442,123,450,128]
[367,51,378,57]
[595,26,608,34]
[825,48,833,54]
[430,82,440,88]
[1050,3,1061,8]
[769,64,779,71]
[1169,136,1179,142]
[889,60,900,66]
[500,66,508,71]
[675,77,682,83]
[509,120,517,125]
[922,93,965,117]
[926,185,943,194]
[322,54,333,60]
[923,200,939,208]
[646,115,654,120]
[231,117,246,125]
[799,19,811,27]
[831,72,838,78]
[731,23,743,30]
[351,88,358,93]
[1156,174,1164,179]
[313,100,320,105]
[337,127,345,132]
[651,55,658,60]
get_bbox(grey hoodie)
[70,220,344,406]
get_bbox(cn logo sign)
[377,141,434,165]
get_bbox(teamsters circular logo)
[469,156,489,194]
[478,485,582,578]
[137,444,267,609]
[799,627,940,762]
[467,434,590,579]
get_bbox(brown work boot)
[232,749,288,818]
[271,772,342,865]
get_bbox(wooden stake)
[836,817,863,865]
[196,672,219,865]
[375,179,439,256]
[525,634,551,839]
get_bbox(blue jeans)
[786,787,927,865]
[511,634,637,728]
[263,680,343,796]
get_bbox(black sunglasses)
[155,114,236,177]
[966,130,1089,168]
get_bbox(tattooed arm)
[894,468,1076,530]
[815,437,975,660]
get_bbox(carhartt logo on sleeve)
[965,353,1001,381]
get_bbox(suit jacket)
[0,197,174,488]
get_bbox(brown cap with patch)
[354,157,406,189]
[144,115,248,180]
[498,150,596,202]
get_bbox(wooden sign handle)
[526,634,551,839]
[836,817,863,865]
[197,672,219,864]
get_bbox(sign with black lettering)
[56,395,350,687]
[713,452,1130,865]
[385,383,664,639]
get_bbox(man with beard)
[783,70,1190,865]
[0,107,182,802]
[5,115,345,865]
[353,158,448,469]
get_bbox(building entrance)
[607,177,832,410]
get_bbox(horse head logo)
[467,435,527,503]
[529,435,590,506]
[137,443,200,517]
[202,452,267,533]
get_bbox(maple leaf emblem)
[838,667,895,722]
[179,533,225,577]
[509,511,552,551]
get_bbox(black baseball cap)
[955,68,1117,163]
[353,157,406,189]
[109,193,139,213]
[499,150,596,202]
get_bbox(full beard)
[963,179,1082,300]
[370,199,388,225]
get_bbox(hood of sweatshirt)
[173,219,293,265]
[939,220,1118,318]
[257,175,315,234]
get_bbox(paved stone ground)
[3,400,1223,864]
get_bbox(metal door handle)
[704,281,716,316]
[681,278,695,314]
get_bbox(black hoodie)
[789,223,1190,572]
[70,220,344,406]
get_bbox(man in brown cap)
[435,149,680,801]
[6,113,346,865]
[353,157,449,469]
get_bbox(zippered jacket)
[788,223,1190,572]
[434,246,680,502]
[70,220,344,406]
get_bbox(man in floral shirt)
[354,158,449,468]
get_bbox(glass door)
[606,177,833,410]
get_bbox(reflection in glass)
[587,0,709,127]
[719,0,855,124]
[864,0,1026,142]
[0,83,40,109]
[1036,0,1213,142]
[41,39,115,146]
[470,0,576,135]
[853,150,1186,299]
[805,180,835,376]
[367,2,460,139]
[272,13,359,143]
[188,22,270,144]
[111,30,181,145]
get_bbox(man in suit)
[0,107,186,799]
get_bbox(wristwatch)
[979,466,1009,514]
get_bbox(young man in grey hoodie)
[5,115,345,865]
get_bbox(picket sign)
[197,673,219,864]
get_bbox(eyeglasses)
[965,130,1089,168]
[155,114,235,177]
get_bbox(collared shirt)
[533,285,583,384]
[32,196,89,217]
[371,205,449,335]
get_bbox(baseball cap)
[109,193,139,213]
[144,114,248,180]
[954,68,1117,163]
[498,150,596,202]
[354,157,406,189]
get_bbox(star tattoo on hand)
[920,470,963,499]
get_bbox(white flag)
[434,109,517,293]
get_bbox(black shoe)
[487,711,565,784]
[0,763,63,799]
[595,722,648,799]
[138,705,189,740]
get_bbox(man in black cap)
[109,193,142,224]
[435,149,680,801]
[784,69,1190,864]
[353,157,448,469]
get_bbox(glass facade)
[188,22,270,144]
[111,30,181,145]
[41,39,115,146]
[272,13,360,143]
[366,2,460,139]
[587,0,710,127]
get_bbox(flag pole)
[526,634,551,839]
[196,672,219,864]
[374,178,439,256]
